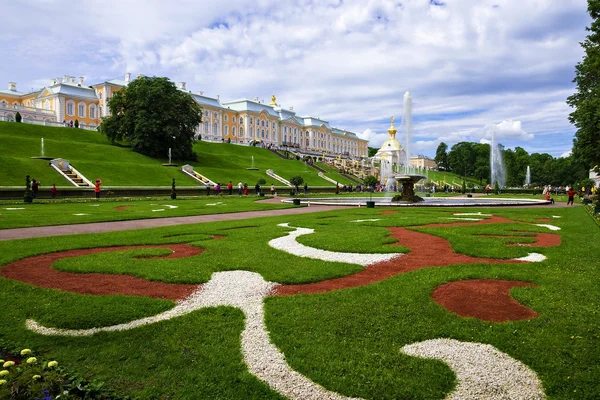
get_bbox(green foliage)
[434,142,448,170]
[363,175,379,189]
[367,147,378,157]
[567,0,600,172]
[23,175,32,204]
[289,175,304,193]
[170,178,176,200]
[99,76,202,161]
[579,178,596,192]
[15,112,21,123]
[258,178,267,185]
[74,119,79,128]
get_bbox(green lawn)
[0,196,291,229]
[0,122,338,187]
[0,206,598,399]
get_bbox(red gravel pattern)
[432,279,539,322]
[1,244,202,300]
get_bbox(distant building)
[410,155,437,169]
[0,75,368,158]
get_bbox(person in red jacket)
[94,179,102,199]
[567,187,575,205]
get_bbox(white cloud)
[1,0,589,157]
[560,150,572,158]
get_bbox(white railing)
[0,103,55,115]
[181,165,217,186]
[318,172,338,185]
[266,169,292,187]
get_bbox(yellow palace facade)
[0,74,368,158]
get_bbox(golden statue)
[391,116,395,124]
[270,95,277,105]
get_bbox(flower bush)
[0,345,127,400]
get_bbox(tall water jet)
[403,91,412,174]
[168,148,172,165]
[525,166,531,186]
[41,138,45,157]
[489,128,506,188]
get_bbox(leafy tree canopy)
[100,76,202,160]
[368,147,378,157]
[434,142,449,170]
[567,0,600,172]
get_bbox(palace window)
[261,129,265,138]
[204,122,209,132]
[214,112,218,119]
[272,122,275,129]
[66,101,74,116]
[261,120,264,127]
[225,125,229,135]
[224,115,228,122]
[239,117,243,124]
[98,105,103,117]
[78,103,86,117]
[98,91,102,100]
[44,100,50,110]
[250,127,253,136]
[213,123,218,134]
[232,116,236,123]
[240,127,244,136]
[232,127,236,136]
[250,117,253,125]
[89,105,96,119]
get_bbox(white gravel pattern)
[513,253,547,262]
[551,216,561,219]
[72,213,89,216]
[453,212,492,216]
[269,223,402,266]
[535,224,560,231]
[446,218,483,221]
[151,209,165,212]
[4,207,25,210]
[27,271,359,400]
[161,204,178,209]
[350,219,381,223]
[401,339,545,400]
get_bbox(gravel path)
[0,203,345,241]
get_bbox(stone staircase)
[181,165,217,187]
[341,172,362,185]
[266,169,292,186]
[268,148,289,160]
[49,158,93,187]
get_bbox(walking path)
[0,204,345,241]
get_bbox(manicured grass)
[0,206,598,399]
[0,122,339,187]
[0,196,291,229]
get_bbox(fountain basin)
[282,197,550,207]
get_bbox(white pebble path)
[27,271,546,400]
[535,224,560,231]
[401,339,545,399]
[269,223,402,266]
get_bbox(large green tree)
[447,142,475,177]
[100,76,202,160]
[434,142,449,170]
[567,0,600,172]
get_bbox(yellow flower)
[0,360,3,364]
[2,361,14,368]
[0,370,8,377]
[32,375,41,380]
[26,357,37,364]
[0,380,6,386]
[47,361,58,368]
[20,349,32,356]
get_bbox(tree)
[74,119,79,128]
[100,76,202,160]
[567,0,600,173]
[368,147,378,157]
[448,142,475,177]
[289,176,304,194]
[434,142,449,170]
[363,175,379,189]
[15,112,22,123]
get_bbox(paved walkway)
[0,204,345,241]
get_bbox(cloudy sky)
[1,0,590,157]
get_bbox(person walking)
[215,183,221,196]
[238,181,243,196]
[255,182,261,195]
[303,183,308,195]
[32,179,40,198]
[567,187,575,205]
[50,184,57,200]
[206,182,211,196]
[243,183,248,196]
[227,181,233,195]
[94,179,102,199]
[270,183,275,196]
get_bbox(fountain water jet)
[489,127,506,189]
[41,138,45,157]
[403,92,412,174]
[525,166,531,186]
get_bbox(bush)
[74,119,79,128]
[170,178,177,200]
[15,112,22,123]
[24,175,33,204]
[257,178,266,185]
[0,345,127,400]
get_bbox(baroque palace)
[0,74,368,158]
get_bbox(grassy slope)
[0,207,598,398]
[0,122,336,187]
